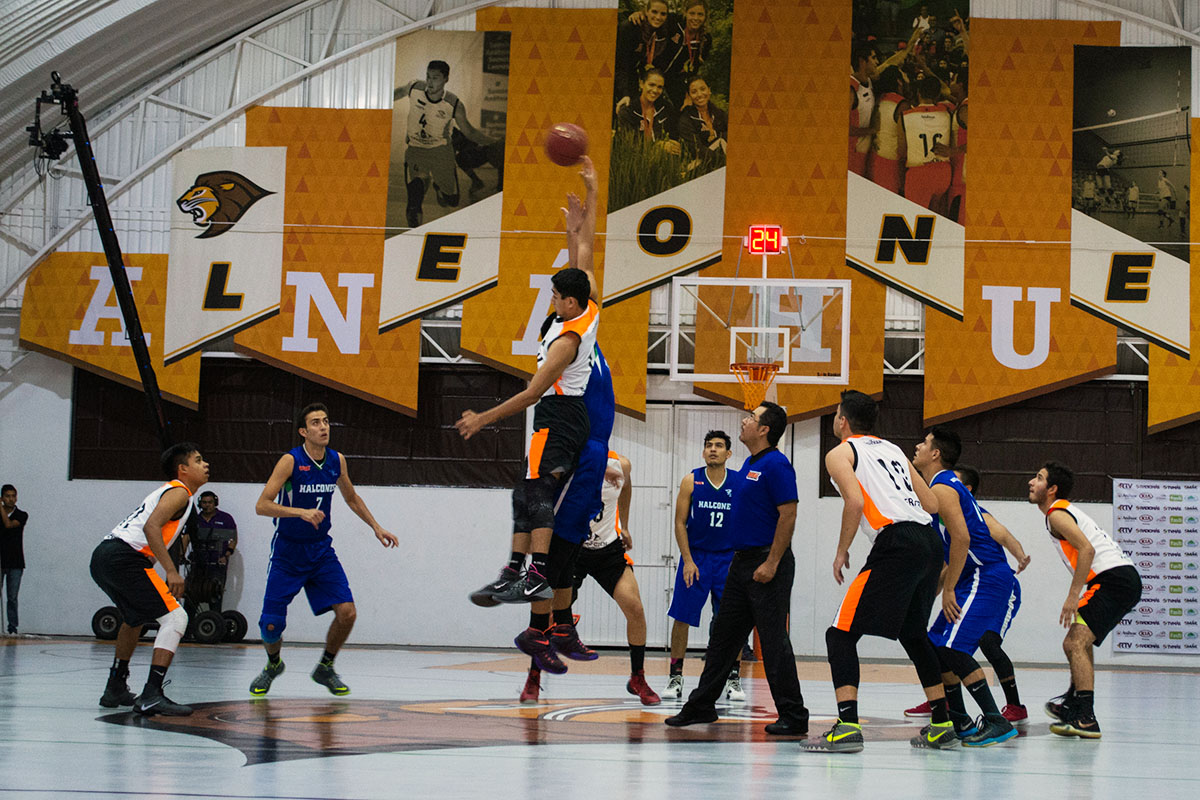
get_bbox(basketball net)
[730,362,780,410]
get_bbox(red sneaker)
[904,700,933,717]
[520,669,541,705]
[1001,704,1028,724]
[626,669,661,706]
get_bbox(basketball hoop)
[730,361,780,410]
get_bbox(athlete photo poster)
[604,0,732,305]
[386,29,510,235]
[1070,45,1191,358]
[844,0,969,322]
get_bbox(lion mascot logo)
[177,170,274,239]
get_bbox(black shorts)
[1078,564,1142,646]
[832,521,942,640]
[525,395,589,480]
[545,534,584,590]
[573,539,632,597]
[90,537,179,627]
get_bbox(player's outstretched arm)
[393,79,420,102]
[255,454,325,529]
[336,454,398,548]
[455,333,579,440]
[564,156,600,303]
[825,443,863,585]
[453,100,497,145]
[983,511,1030,572]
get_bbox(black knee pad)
[900,635,944,688]
[825,626,862,689]
[523,473,561,531]
[935,644,982,681]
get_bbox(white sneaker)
[725,675,746,702]
[664,674,683,699]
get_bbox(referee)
[666,401,809,735]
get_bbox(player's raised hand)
[577,155,597,193]
[375,528,399,548]
[563,192,584,234]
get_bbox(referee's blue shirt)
[730,447,798,550]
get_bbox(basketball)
[544,123,588,167]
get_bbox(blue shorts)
[261,535,354,620]
[929,563,1019,655]
[550,439,607,544]
[667,548,736,627]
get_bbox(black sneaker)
[495,567,554,603]
[469,566,521,608]
[311,662,350,696]
[547,623,598,660]
[1044,692,1073,722]
[664,704,719,727]
[1050,714,1102,739]
[99,679,136,708]
[514,627,567,674]
[961,714,1018,747]
[134,681,193,717]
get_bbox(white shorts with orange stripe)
[832,521,942,641]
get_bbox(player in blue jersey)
[665,430,746,701]
[912,427,1017,746]
[904,463,1032,724]
[248,403,398,697]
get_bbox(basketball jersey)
[903,102,952,167]
[1158,176,1174,200]
[110,480,194,560]
[275,444,341,542]
[583,345,615,445]
[839,435,932,543]
[584,452,624,550]
[537,299,599,397]
[873,92,905,161]
[1044,500,1134,580]
[850,75,875,155]
[406,85,459,149]
[686,465,742,552]
[930,470,1007,569]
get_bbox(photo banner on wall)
[378,29,511,332]
[165,146,286,365]
[1068,45,1191,358]
[844,1,969,321]
[19,252,201,407]
[603,0,731,304]
[235,107,422,416]
[922,19,1121,425]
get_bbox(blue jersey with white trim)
[583,345,614,445]
[687,466,742,552]
[276,445,341,542]
[931,470,1007,569]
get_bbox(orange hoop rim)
[730,362,780,410]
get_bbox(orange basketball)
[544,123,588,167]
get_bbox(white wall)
[2,349,1197,668]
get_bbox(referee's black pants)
[682,546,807,724]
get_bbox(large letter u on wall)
[981,285,1061,370]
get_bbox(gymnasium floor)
[1,637,1196,799]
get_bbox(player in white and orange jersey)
[802,390,951,754]
[1029,462,1142,740]
[90,442,209,716]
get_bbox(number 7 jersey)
[276,444,341,542]
[840,435,932,542]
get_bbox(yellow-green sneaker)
[312,661,350,696]
[249,659,285,696]
[911,721,959,749]
[801,720,864,753]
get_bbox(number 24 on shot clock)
[746,224,784,255]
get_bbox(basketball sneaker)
[664,674,684,699]
[495,566,553,603]
[1050,714,1102,739]
[724,674,746,702]
[626,670,661,705]
[800,721,864,753]
[249,659,285,696]
[961,714,1018,747]
[311,661,350,696]
[904,700,933,717]
[1044,691,1073,722]
[515,627,567,674]
[134,680,193,717]
[910,721,959,749]
[1001,703,1029,724]
[547,623,598,660]
[950,709,979,739]
[99,676,136,708]
[520,668,541,705]
[469,566,520,608]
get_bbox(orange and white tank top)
[1044,500,1133,580]
[110,480,194,560]
[903,102,952,167]
[584,452,624,550]
[873,92,905,161]
[842,435,932,543]
[850,75,875,154]
[538,299,599,397]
